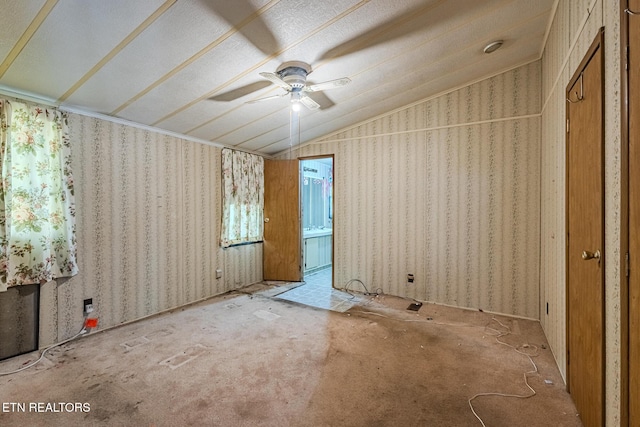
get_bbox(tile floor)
[276,267,362,312]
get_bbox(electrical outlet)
[83,298,94,315]
[407,273,414,283]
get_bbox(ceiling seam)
[209,103,285,143]
[111,0,282,116]
[152,0,372,128]
[0,81,270,158]
[248,8,545,152]
[61,104,269,157]
[0,0,58,79]
[312,0,448,68]
[57,0,177,102]
[188,0,450,138]
[254,50,542,152]
[265,56,542,156]
[214,0,541,149]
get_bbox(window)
[0,99,78,291]
[220,148,263,247]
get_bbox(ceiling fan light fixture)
[290,91,302,111]
[483,40,504,54]
[251,60,350,111]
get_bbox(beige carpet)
[0,283,581,426]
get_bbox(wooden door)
[263,159,301,281]
[566,29,605,427]
[628,0,640,423]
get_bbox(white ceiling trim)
[151,0,372,128]
[0,0,58,78]
[0,0,557,156]
[58,0,178,102]
[0,84,268,157]
[111,0,282,116]
[249,5,553,152]
[303,112,542,145]
[276,56,542,157]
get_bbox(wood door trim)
[620,1,630,425]
[564,27,605,424]
[568,29,605,91]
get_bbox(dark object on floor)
[407,302,422,311]
[0,286,580,427]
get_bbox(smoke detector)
[483,40,504,54]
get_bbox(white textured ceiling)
[0,0,555,156]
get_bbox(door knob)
[264,217,269,223]
[581,250,601,261]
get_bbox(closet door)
[565,29,605,427]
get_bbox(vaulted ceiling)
[0,0,555,156]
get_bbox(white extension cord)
[0,321,88,376]
[350,309,540,426]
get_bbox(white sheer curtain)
[220,148,264,247]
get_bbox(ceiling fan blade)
[246,92,287,104]
[208,81,272,102]
[259,72,292,90]
[305,92,336,110]
[318,2,443,61]
[199,0,279,56]
[304,77,351,93]
[300,94,320,110]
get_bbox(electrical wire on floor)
[343,279,382,299]
[347,308,541,425]
[349,308,481,328]
[0,318,89,376]
[467,317,540,427]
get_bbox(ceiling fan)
[246,61,351,111]
[204,0,438,109]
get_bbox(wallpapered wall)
[38,114,263,346]
[539,1,622,424]
[283,61,542,319]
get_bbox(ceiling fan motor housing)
[276,61,312,90]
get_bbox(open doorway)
[300,157,333,289]
[275,155,357,312]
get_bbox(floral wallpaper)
[283,61,542,319]
[38,114,263,346]
[540,1,623,424]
